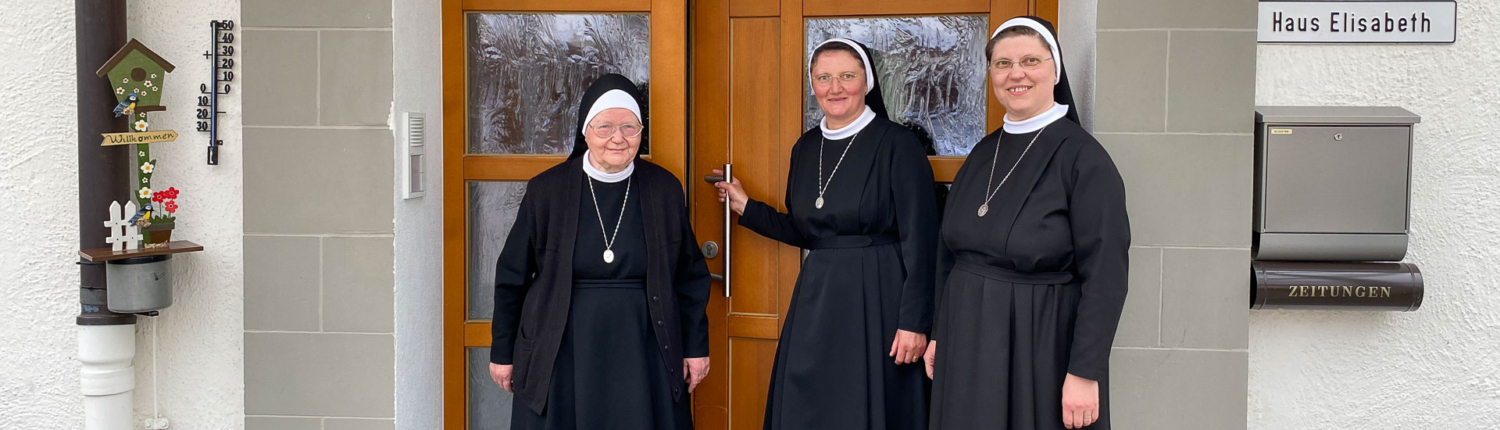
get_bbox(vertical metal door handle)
[721,163,732,298]
[702,163,732,297]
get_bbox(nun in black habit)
[715,38,938,430]
[489,73,713,430]
[926,17,1130,430]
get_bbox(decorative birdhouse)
[96,39,176,123]
[96,39,182,246]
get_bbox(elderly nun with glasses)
[925,16,1131,430]
[714,38,939,429]
[489,73,713,430]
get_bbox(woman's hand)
[888,329,928,365]
[711,169,748,215]
[923,340,937,379]
[489,363,514,392]
[684,357,711,393]
[1062,373,1100,428]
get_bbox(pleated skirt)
[929,264,1111,430]
[511,281,694,430]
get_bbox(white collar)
[820,106,876,140]
[581,150,634,183]
[1003,103,1068,134]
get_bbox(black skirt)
[929,261,1111,430]
[761,241,928,430]
[511,281,693,430]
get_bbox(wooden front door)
[687,0,1050,429]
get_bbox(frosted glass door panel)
[469,347,513,430]
[468,181,527,320]
[468,13,650,155]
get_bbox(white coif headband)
[580,89,643,135]
[993,17,1063,83]
[809,38,874,94]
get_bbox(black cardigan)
[490,157,712,414]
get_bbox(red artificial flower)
[152,191,165,202]
[166,187,180,199]
[164,201,178,213]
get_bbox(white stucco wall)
[1250,1,1500,428]
[0,1,243,429]
[125,2,245,428]
[0,2,86,427]
[392,0,446,429]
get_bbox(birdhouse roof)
[95,39,177,77]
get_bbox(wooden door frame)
[442,0,688,428]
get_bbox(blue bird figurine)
[129,202,154,227]
[113,93,138,118]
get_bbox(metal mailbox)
[1254,106,1420,261]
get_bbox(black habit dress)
[502,169,698,430]
[929,118,1130,430]
[740,117,938,430]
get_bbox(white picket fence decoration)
[103,200,143,251]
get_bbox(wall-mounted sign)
[1258,1,1457,44]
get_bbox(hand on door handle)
[711,168,748,215]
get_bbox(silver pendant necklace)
[585,174,631,263]
[978,126,1046,217]
[816,130,860,209]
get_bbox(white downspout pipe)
[80,324,136,430]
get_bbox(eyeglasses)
[811,72,864,86]
[588,122,645,139]
[989,57,1053,72]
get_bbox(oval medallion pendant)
[978,204,989,217]
[603,249,615,264]
[815,197,825,209]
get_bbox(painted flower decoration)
[151,191,165,203]
[140,161,154,174]
[132,88,140,93]
[164,201,178,213]
[143,81,153,88]
[134,120,149,132]
[151,73,158,79]
[142,178,148,184]
[121,78,128,84]
[165,187,179,199]
[116,87,125,95]
[138,187,152,199]
[139,150,146,157]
